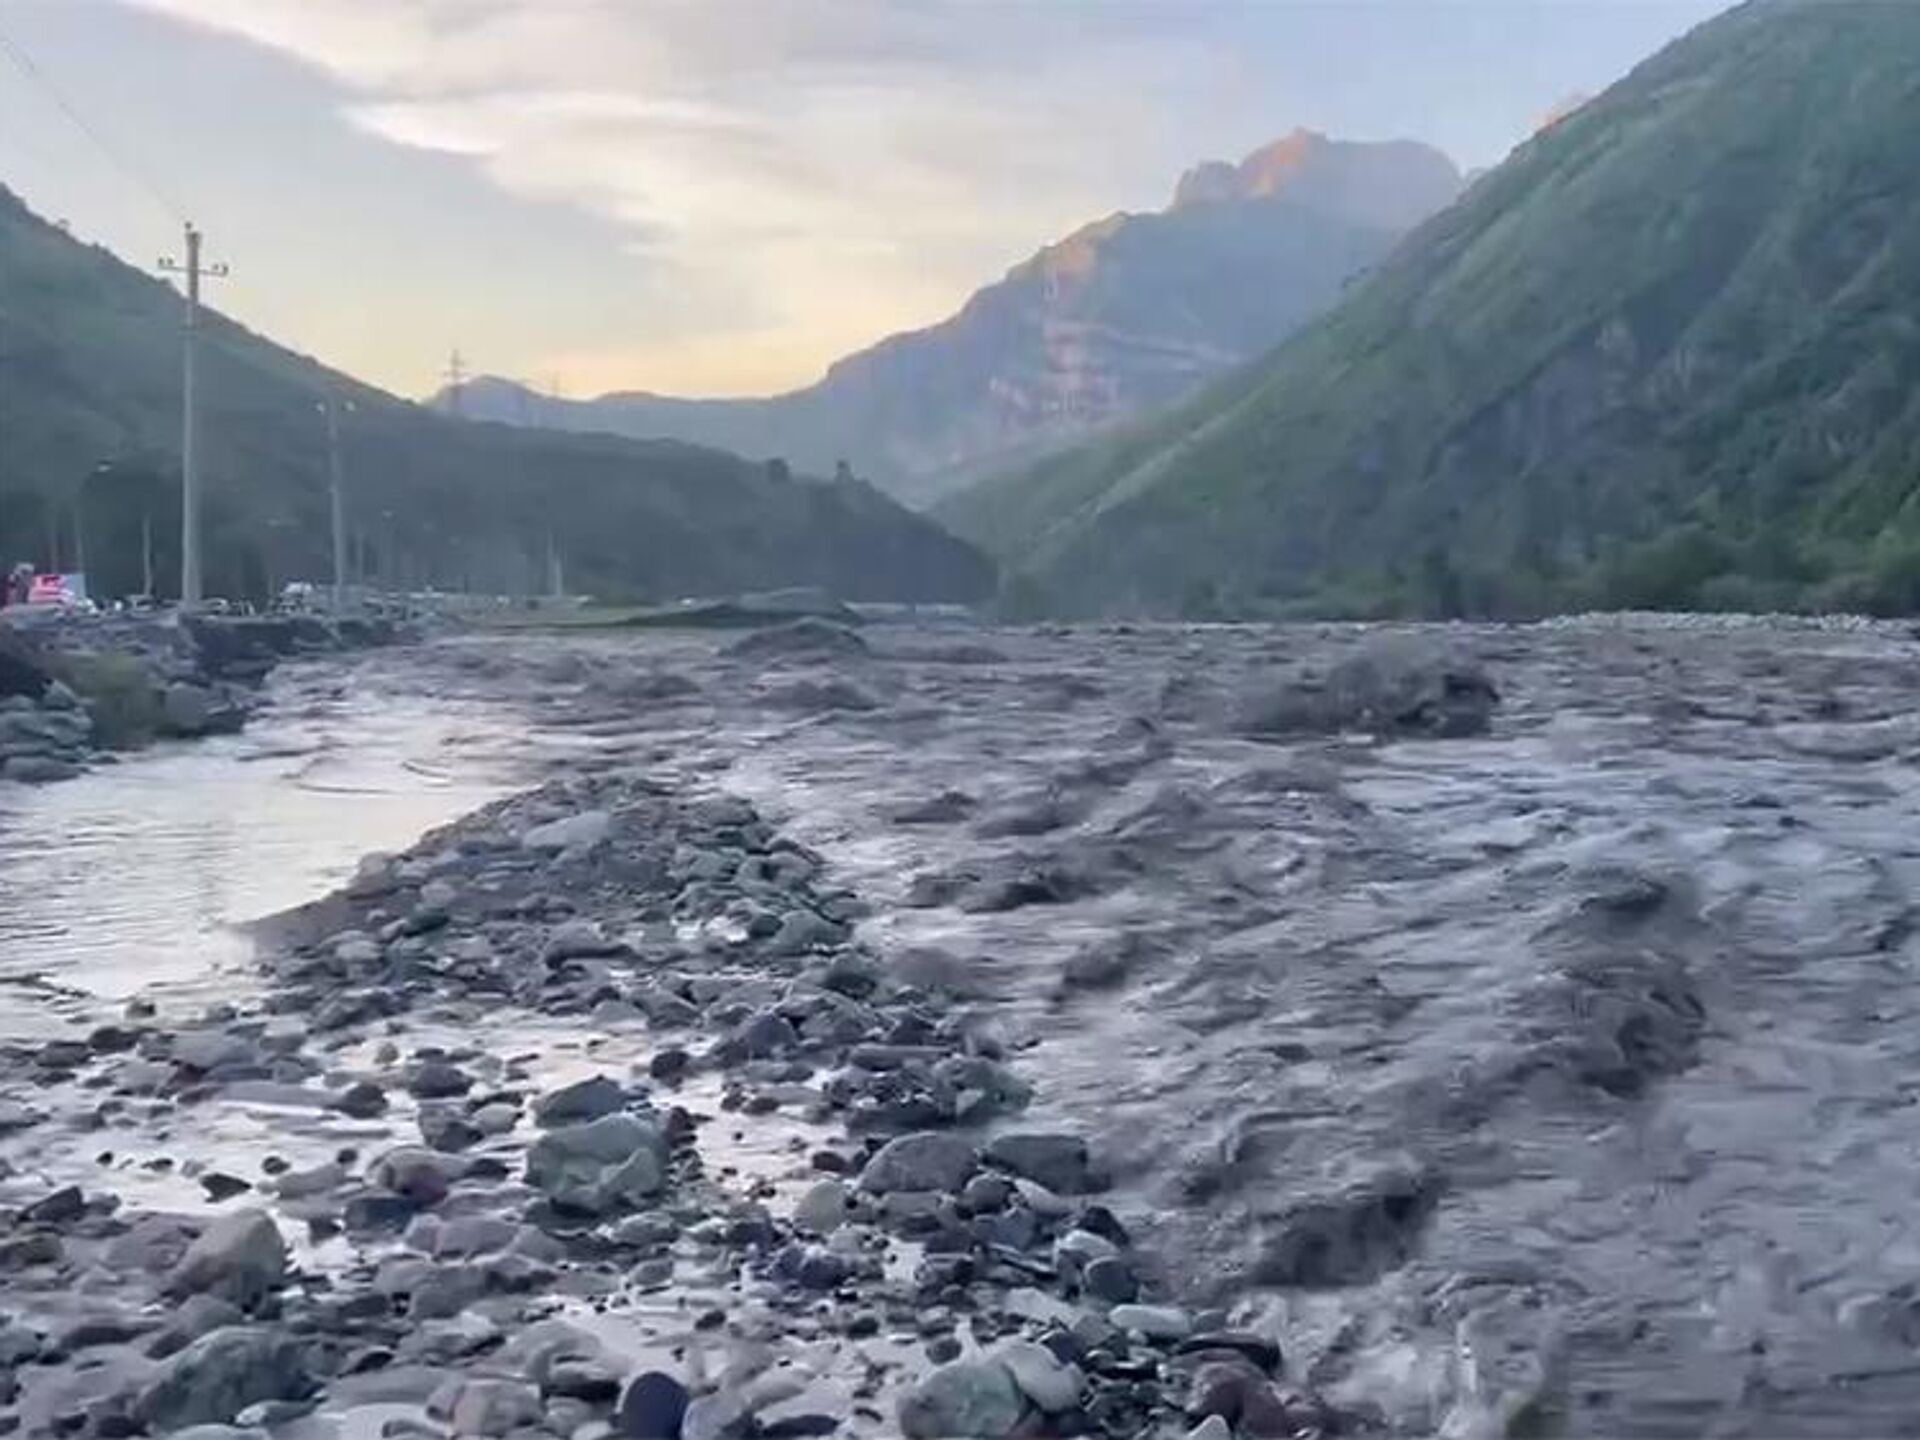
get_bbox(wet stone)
[133,1327,312,1431]
[1109,1304,1191,1341]
[859,1132,979,1195]
[0,1325,42,1367]
[985,1132,1097,1195]
[170,1030,260,1073]
[332,1080,388,1118]
[271,1160,345,1200]
[1177,1331,1282,1374]
[471,1101,519,1135]
[793,1179,852,1235]
[434,1215,518,1258]
[897,1358,1026,1440]
[22,1185,86,1226]
[200,1172,251,1202]
[105,1213,202,1273]
[962,1173,1013,1212]
[146,1296,245,1359]
[1073,1203,1131,1248]
[36,1039,91,1070]
[447,1377,544,1436]
[344,1191,416,1232]
[418,1106,483,1153]
[53,1313,152,1354]
[525,1112,667,1214]
[371,1147,463,1207]
[729,1008,801,1058]
[1056,1229,1121,1268]
[167,1209,287,1310]
[1082,1256,1139,1304]
[535,1074,632,1127]
[88,1024,140,1053]
[648,1047,691,1083]
[406,1059,473,1100]
[617,1371,691,1433]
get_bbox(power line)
[0,15,187,226]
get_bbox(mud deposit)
[4,618,1920,1440]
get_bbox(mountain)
[942,0,1920,619]
[0,186,991,606]
[447,131,1463,506]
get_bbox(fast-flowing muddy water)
[0,661,530,1033]
[6,618,1920,1438]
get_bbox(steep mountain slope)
[0,186,992,606]
[451,132,1462,506]
[946,0,1920,619]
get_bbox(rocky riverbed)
[5,616,1920,1440]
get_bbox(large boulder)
[0,626,53,701]
[522,809,613,852]
[859,1132,979,1195]
[991,1339,1083,1413]
[105,1213,203,1274]
[166,1209,287,1309]
[371,1146,466,1207]
[617,1370,690,1438]
[984,1132,1098,1195]
[0,704,89,753]
[1238,639,1498,740]
[897,1358,1027,1439]
[134,1326,312,1430]
[726,618,869,664]
[159,681,245,737]
[2,754,81,783]
[533,1074,630,1127]
[526,1112,667,1213]
[170,1029,259,1073]
[448,1378,543,1435]
[180,615,310,680]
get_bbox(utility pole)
[320,395,353,612]
[546,527,564,599]
[158,223,228,606]
[141,511,154,598]
[443,349,467,416]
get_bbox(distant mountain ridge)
[1170,131,1462,229]
[447,130,1463,505]
[941,0,1920,619]
[0,186,992,606]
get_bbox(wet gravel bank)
[0,717,1283,1439]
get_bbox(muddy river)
[6,617,1920,1438]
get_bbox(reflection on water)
[0,662,525,1029]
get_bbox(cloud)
[123,0,1241,393]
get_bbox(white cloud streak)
[124,0,1245,393]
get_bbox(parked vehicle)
[26,574,96,612]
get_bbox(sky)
[0,0,1730,401]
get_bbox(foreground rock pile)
[0,673,92,783]
[0,613,398,784]
[0,760,1336,1437]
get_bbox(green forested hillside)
[0,186,993,605]
[943,0,1920,618]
